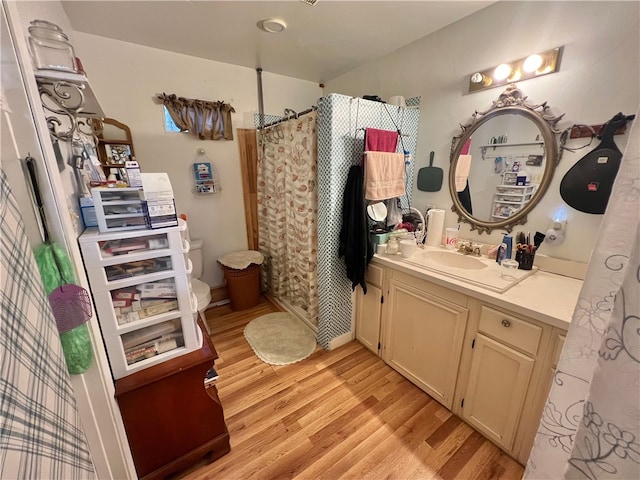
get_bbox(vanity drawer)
[478,306,542,356]
[365,264,384,288]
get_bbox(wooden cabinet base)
[139,431,230,480]
[115,322,230,479]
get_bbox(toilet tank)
[189,239,204,279]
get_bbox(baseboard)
[328,331,355,351]
[210,286,227,303]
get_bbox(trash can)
[218,250,264,311]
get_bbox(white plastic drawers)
[79,220,201,379]
[92,187,148,232]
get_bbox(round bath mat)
[244,312,316,365]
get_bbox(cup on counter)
[445,228,459,250]
[500,259,519,280]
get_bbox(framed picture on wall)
[105,144,132,164]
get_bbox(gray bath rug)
[244,312,316,365]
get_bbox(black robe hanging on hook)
[339,165,373,294]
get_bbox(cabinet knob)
[501,319,511,327]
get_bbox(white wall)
[325,1,639,264]
[73,33,322,287]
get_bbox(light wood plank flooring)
[181,295,524,480]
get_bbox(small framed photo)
[105,144,132,164]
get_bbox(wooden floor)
[181,295,524,480]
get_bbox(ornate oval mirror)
[449,85,566,233]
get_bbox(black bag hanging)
[560,113,634,214]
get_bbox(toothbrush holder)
[516,250,535,270]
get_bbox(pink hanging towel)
[365,128,398,152]
[364,151,406,201]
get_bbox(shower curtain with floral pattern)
[257,112,319,326]
[526,110,640,479]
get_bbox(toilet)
[189,239,212,333]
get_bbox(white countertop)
[372,248,583,330]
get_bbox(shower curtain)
[0,170,95,478]
[526,110,640,479]
[257,111,319,327]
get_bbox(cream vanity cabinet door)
[382,271,468,410]
[355,264,384,355]
[460,305,543,453]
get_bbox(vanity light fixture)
[468,47,563,93]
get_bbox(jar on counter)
[386,235,399,255]
[386,232,407,255]
[28,20,78,72]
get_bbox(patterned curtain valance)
[157,93,235,140]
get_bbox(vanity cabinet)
[355,264,384,355]
[455,301,563,463]
[381,271,469,410]
[459,305,540,451]
[354,260,570,465]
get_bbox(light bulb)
[470,72,484,84]
[494,64,512,81]
[523,54,543,73]
[509,70,522,82]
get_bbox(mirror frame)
[449,85,566,234]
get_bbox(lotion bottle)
[502,234,513,259]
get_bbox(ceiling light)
[299,0,319,5]
[258,18,287,34]
[467,47,563,93]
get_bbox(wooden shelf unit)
[115,318,230,480]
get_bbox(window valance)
[157,93,235,140]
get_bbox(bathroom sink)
[421,251,487,270]
[399,247,538,293]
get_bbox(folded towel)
[455,154,472,192]
[364,151,406,201]
[365,128,398,152]
[461,138,471,155]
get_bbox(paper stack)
[140,172,178,228]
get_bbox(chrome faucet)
[458,241,482,256]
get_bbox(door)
[462,333,534,451]
[383,277,468,409]
[1,2,135,477]
[355,284,382,354]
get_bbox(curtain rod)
[258,106,318,130]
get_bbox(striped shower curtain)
[0,170,95,478]
[257,111,319,327]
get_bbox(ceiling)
[61,1,495,84]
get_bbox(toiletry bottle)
[502,234,513,259]
[496,243,507,264]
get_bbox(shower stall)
[243,93,421,348]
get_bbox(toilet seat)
[191,278,211,313]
